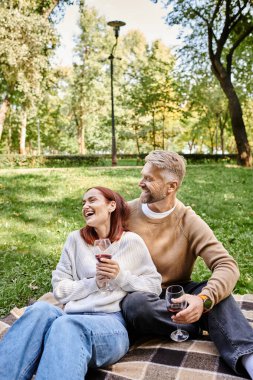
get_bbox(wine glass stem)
[177,326,182,335]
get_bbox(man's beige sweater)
[127,198,240,306]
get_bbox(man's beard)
[140,189,166,204]
[140,190,153,204]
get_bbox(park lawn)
[0,164,252,317]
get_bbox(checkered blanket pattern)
[1,293,252,380]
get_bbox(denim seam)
[92,331,127,337]
[77,332,86,380]
[19,345,41,379]
[209,312,253,372]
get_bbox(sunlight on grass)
[0,164,252,316]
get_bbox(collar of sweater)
[134,199,185,224]
[142,203,176,219]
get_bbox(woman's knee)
[27,301,62,318]
[48,315,89,337]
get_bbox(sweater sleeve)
[52,233,98,304]
[112,233,162,296]
[184,209,240,306]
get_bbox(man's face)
[139,163,168,204]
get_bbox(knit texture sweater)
[52,230,162,314]
[127,198,240,306]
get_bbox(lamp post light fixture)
[107,20,126,166]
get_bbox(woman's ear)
[108,201,116,213]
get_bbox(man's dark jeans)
[121,281,253,376]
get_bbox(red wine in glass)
[167,306,185,314]
[165,285,189,342]
[94,239,112,290]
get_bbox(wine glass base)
[170,329,189,342]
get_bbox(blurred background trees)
[0,0,252,165]
[157,0,253,166]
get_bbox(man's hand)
[171,294,204,324]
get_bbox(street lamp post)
[107,20,126,166]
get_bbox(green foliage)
[68,5,113,154]
[0,154,105,168]
[0,164,252,316]
[118,37,178,152]
[0,7,57,105]
[0,153,237,169]
[161,0,253,88]
[157,0,253,164]
[1,0,75,20]
[178,76,235,154]
[1,1,252,159]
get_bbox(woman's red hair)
[80,186,130,245]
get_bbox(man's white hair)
[145,150,186,186]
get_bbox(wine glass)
[165,285,189,342]
[94,239,112,290]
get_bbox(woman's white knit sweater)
[52,230,162,314]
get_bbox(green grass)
[0,164,252,317]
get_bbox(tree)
[1,0,74,20]
[69,5,112,154]
[155,0,253,166]
[181,77,232,153]
[0,0,73,150]
[116,31,149,154]
[0,7,57,153]
[120,38,178,152]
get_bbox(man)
[122,150,253,379]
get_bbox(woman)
[0,186,162,380]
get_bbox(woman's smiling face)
[82,188,115,230]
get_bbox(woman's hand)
[96,273,108,289]
[96,258,120,280]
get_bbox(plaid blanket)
[1,293,252,380]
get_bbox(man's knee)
[121,292,159,321]
[210,294,239,316]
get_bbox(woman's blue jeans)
[121,281,253,376]
[0,301,129,380]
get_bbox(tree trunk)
[224,82,251,166]
[162,112,165,150]
[188,140,194,153]
[134,124,140,155]
[219,113,227,155]
[211,62,252,166]
[78,120,85,154]
[152,110,156,150]
[8,124,12,154]
[220,119,225,154]
[0,97,10,141]
[73,111,85,155]
[19,110,27,154]
[215,123,218,154]
[208,124,215,154]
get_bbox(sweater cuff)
[113,270,128,287]
[84,277,100,293]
